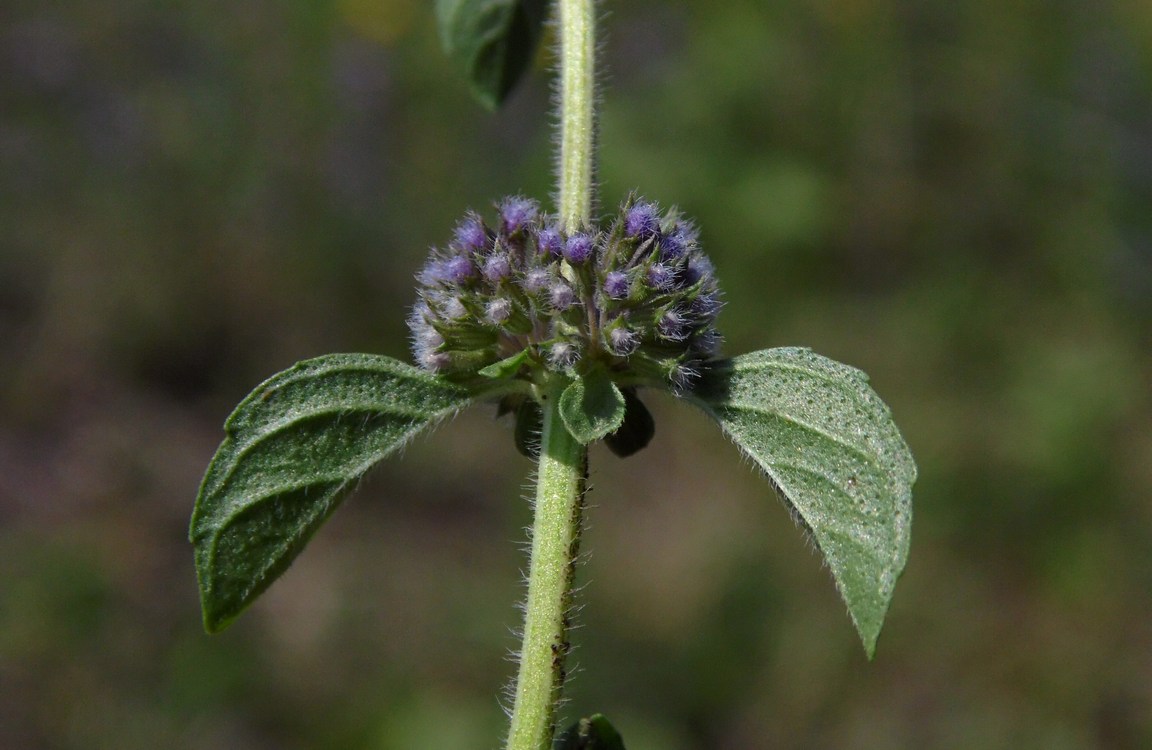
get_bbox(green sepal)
[604,388,655,458]
[554,714,627,750]
[688,348,916,657]
[435,0,549,110]
[190,354,480,633]
[479,348,531,379]
[558,368,627,444]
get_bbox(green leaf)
[479,348,531,379]
[190,354,477,633]
[689,348,916,657]
[435,0,549,110]
[554,714,627,750]
[558,369,627,444]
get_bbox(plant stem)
[505,377,588,750]
[504,4,597,747]
[557,0,596,232]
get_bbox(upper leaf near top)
[688,347,916,657]
[436,0,550,109]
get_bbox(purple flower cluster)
[410,196,723,389]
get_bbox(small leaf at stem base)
[558,369,626,444]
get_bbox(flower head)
[410,196,723,390]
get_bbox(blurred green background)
[2,0,1150,747]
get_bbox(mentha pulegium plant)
[190,2,916,749]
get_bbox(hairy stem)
[504,3,597,746]
[557,0,596,232]
[505,377,588,750]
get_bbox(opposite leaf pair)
[191,345,914,656]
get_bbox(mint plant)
[191,2,916,748]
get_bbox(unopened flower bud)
[444,255,476,283]
[648,263,676,291]
[538,225,562,256]
[550,282,576,310]
[563,233,594,264]
[454,216,488,253]
[483,253,511,282]
[658,309,689,341]
[522,268,551,294]
[685,255,714,286]
[607,326,640,356]
[549,341,579,369]
[660,221,697,260]
[625,201,660,238]
[486,298,512,325]
[500,196,538,234]
[604,271,630,300]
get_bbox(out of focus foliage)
[2,0,1150,748]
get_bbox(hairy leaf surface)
[690,348,916,656]
[559,369,626,444]
[436,0,549,109]
[191,354,478,632]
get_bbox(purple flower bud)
[537,225,563,256]
[563,233,594,264]
[444,255,476,283]
[418,258,449,286]
[500,196,539,234]
[549,341,579,369]
[658,309,689,341]
[550,282,576,310]
[693,329,723,357]
[483,253,511,282]
[454,216,488,253]
[625,201,660,238]
[684,255,714,285]
[522,268,551,294]
[607,326,640,356]
[660,222,697,260]
[647,263,676,291]
[486,298,512,325]
[691,291,723,319]
[604,270,630,299]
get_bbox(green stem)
[504,3,597,747]
[557,0,596,232]
[505,377,588,750]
